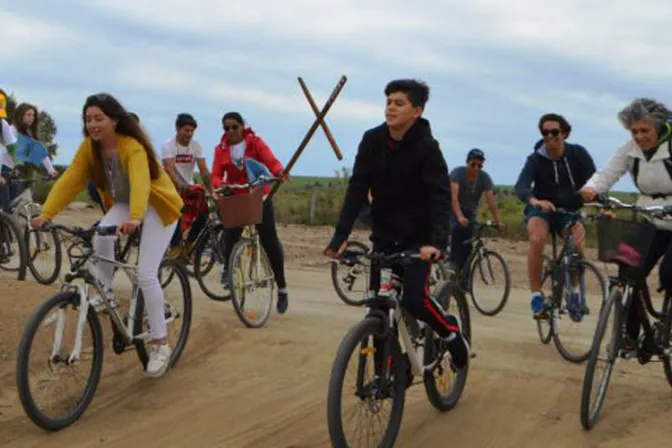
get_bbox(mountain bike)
[580,196,672,430]
[326,250,471,447]
[0,209,27,280]
[15,222,192,431]
[214,175,282,328]
[8,176,62,284]
[331,241,449,307]
[534,207,606,363]
[442,220,511,316]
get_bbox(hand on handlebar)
[30,216,48,229]
[419,245,441,262]
[324,240,348,259]
[458,215,469,227]
[530,198,556,212]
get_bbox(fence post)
[309,185,320,225]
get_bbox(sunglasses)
[224,124,240,132]
[469,161,484,168]
[541,128,561,137]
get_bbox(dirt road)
[0,206,670,447]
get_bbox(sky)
[2,0,672,191]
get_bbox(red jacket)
[211,127,284,196]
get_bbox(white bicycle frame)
[49,239,177,364]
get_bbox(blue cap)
[467,148,485,161]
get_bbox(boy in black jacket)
[514,113,596,319]
[325,79,469,369]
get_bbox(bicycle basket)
[596,217,656,266]
[215,186,263,229]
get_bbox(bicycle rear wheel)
[469,248,510,316]
[580,287,622,430]
[16,292,104,431]
[25,227,62,285]
[0,211,28,280]
[327,317,406,448]
[331,240,370,306]
[661,295,672,387]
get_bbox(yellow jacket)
[41,135,184,226]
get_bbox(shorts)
[524,204,578,233]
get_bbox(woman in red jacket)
[211,112,289,314]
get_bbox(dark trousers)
[222,200,286,289]
[450,209,475,271]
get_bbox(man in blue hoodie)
[515,113,596,318]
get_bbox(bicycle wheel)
[327,317,406,448]
[134,259,193,371]
[0,211,28,280]
[16,292,104,431]
[580,287,622,430]
[661,295,672,387]
[25,227,62,285]
[228,238,274,328]
[194,225,231,302]
[469,249,510,317]
[331,240,370,306]
[423,281,471,411]
[537,255,553,344]
[553,260,606,363]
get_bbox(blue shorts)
[524,205,579,233]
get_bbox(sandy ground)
[0,205,671,447]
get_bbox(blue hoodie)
[515,140,596,211]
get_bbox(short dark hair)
[384,79,430,108]
[222,112,244,126]
[538,113,572,137]
[176,113,197,129]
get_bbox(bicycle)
[331,241,449,307]
[326,250,471,448]
[15,222,192,431]
[0,209,28,280]
[214,175,282,328]
[533,207,606,363]
[442,220,511,316]
[8,176,62,284]
[580,196,672,430]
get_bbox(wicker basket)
[215,187,264,229]
[596,217,656,266]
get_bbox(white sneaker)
[146,344,172,377]
[89,290,119,313]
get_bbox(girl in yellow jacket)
[32,93,184,378]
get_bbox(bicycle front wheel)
[16,292,104,431]
[0,211,28,280]
[580,286,622,430]
[469,248,510,316]
[228,238,274,328]
[330,240,370,306]
[327,317,406,448]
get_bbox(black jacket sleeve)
[577,144,597,187]
[327,133,372,251]
[515,155,536,204]
[422,140,451,249]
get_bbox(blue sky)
[2,0,671,191]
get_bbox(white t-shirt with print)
[0,119,17,169]
[160,136,205,185]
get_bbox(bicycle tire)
[327,317,406,448]
[194,225,231,302]
[330,240,370,307]
[580,287,622,430]
[228,238,274,328]
[661,295,672,387]
[16,292,104,431]
[0,211,28,280]
[469,249,510,317]
[134,259,193,370]
[423,281,471,411]
[553,259,606,364]
[25,227,62,285]
[536,255,553,344]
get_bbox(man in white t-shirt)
[161,113,212,256]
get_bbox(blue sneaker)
[567,291,584,322]
[531,294,548,319]
[277,289,288,314]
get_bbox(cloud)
[0,8,77,58]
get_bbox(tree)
[38,111,58,157]
[4,93,17,123]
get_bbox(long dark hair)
[82,93,160,188]
[13,103,39,137]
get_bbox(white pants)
[95,203,176,340]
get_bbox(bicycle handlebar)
[585,195,672,217]
[43,223,119,242]
[213,175,283,194]
[366,250,445,267]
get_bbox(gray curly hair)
[618,98,672,130]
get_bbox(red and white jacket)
[211,127,284,196]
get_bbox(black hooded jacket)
[328,118,451,250]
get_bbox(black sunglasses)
[541,128,561,137]
[224,124,240,132]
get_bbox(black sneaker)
[277,290,288,314]
[441,315,470,369]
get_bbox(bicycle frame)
[545,212,588,307]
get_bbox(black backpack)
[631,139,672,196]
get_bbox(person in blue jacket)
[514,113,596,319]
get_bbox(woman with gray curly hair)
[581,97,672,353]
